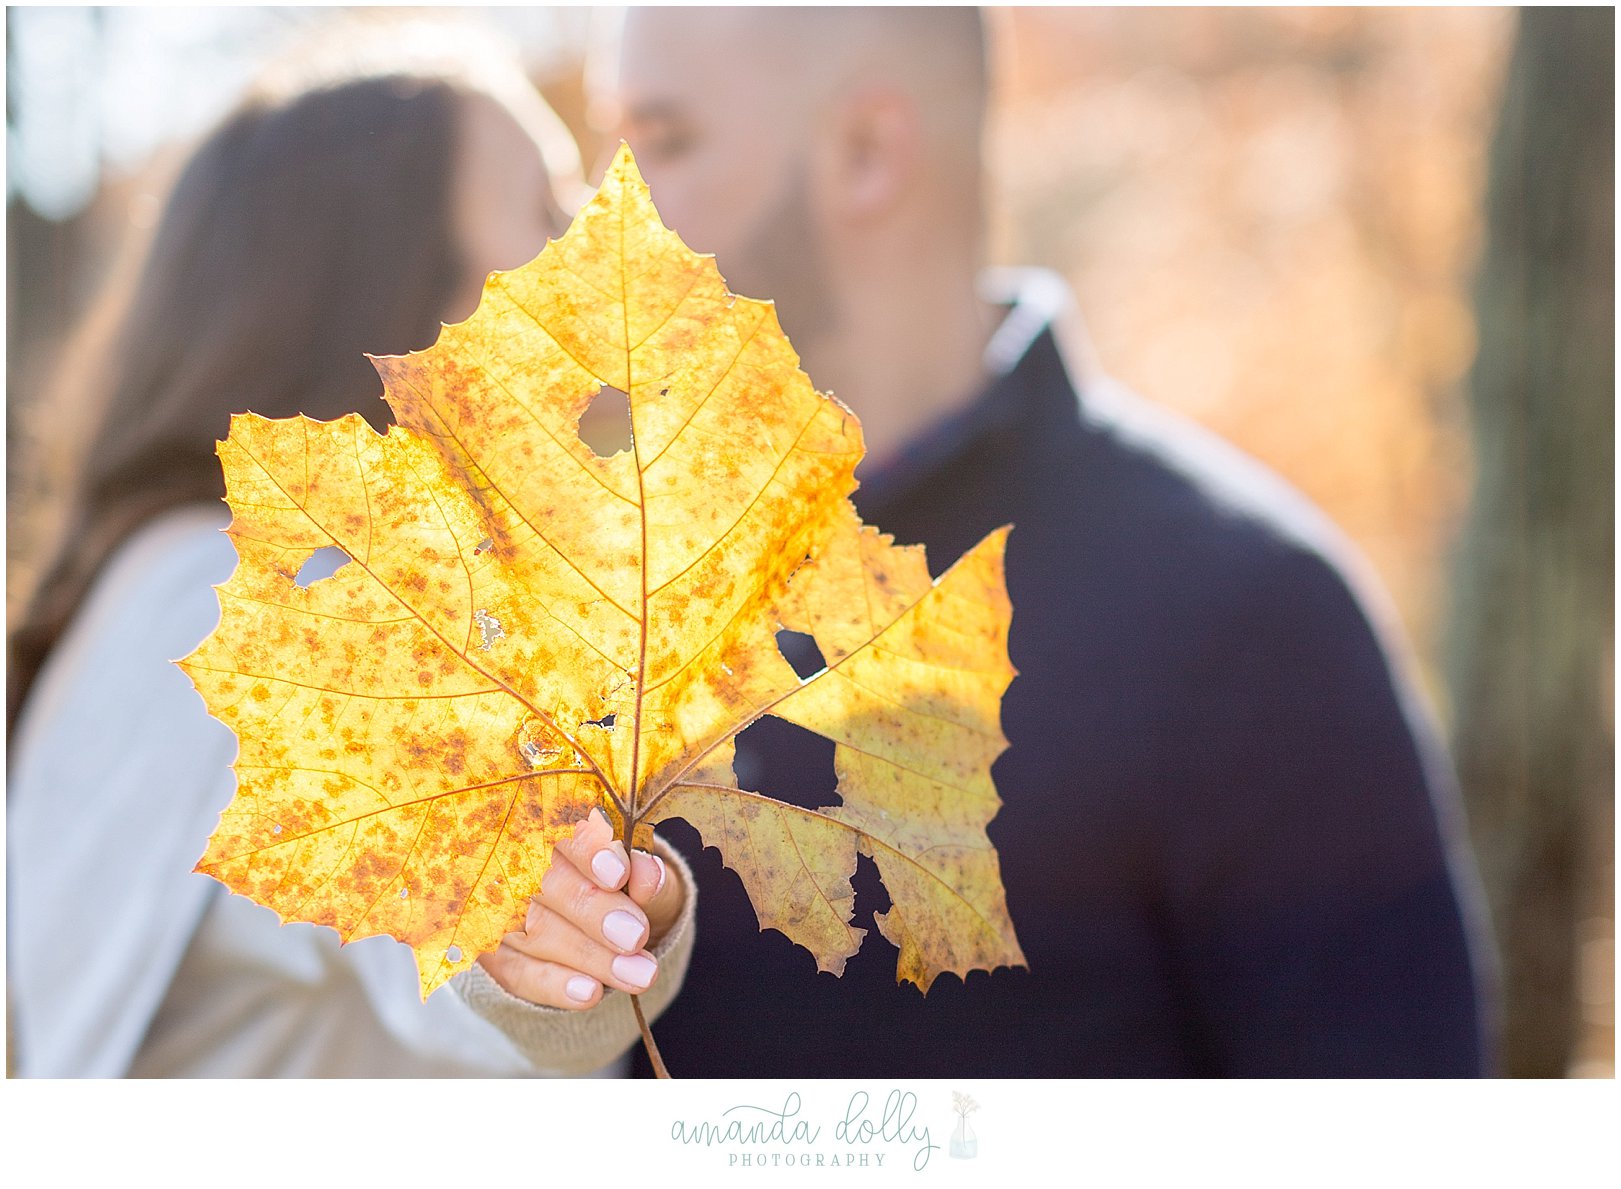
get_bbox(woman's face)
[446,92,567,323]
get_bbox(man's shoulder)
[1086,377,1343,557]
[978,277,1358,591]
[1004,359,1398,664]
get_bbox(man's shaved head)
[612,7,987,178]
[609,7,989,321]
[681,7,988,159]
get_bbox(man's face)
[610,11,835,341]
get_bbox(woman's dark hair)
[9,68,473,728]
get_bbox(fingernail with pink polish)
[603,909,645,951]
[612,953,657,990]
[633,849,667,894]
[591,848,627,887]
[565,975,598,1003]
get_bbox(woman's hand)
[476,808,685,1010]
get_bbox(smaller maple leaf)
[181,145,1024,1002]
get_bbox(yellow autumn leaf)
[180,144,1024,998]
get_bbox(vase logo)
[949,1091,980,1160]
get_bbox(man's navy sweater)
[635,322,1490,1077]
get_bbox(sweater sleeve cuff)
[448,837,697,1076]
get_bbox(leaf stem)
[631,991,670,1079]
[621,809,671,1078]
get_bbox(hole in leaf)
[474,608,506,651]
[294,546,350,587]
[850,849,890,936]
[579,386,632,457]
[583,712,617,733]
[734,715,838,811]
[776,629,826,680]
[446,945,462,963]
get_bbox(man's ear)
[825,87,921,223]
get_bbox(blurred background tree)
[6,5,1610,1077]
[1446,5,1614,1079]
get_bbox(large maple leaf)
[180,145,1025,1001]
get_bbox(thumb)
[626,844,683,943]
